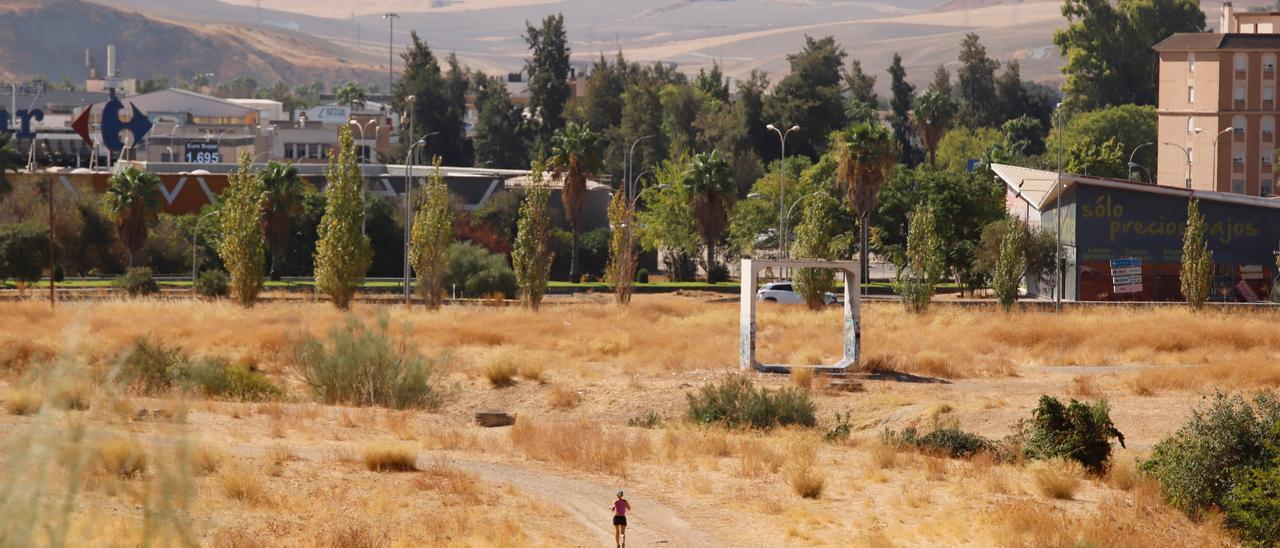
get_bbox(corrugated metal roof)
[992,163,1280,211]
[124,89,255,118]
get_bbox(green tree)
[1181,198,1213,310]
[765,36,848,161]
[684,150,736,274]
[218,152,267,307]
[844,59,879,108]
[260,161,306,281]
[102,166,163,267]
[992,218,1026,311]
[636,157,701,281]
[393,32,469,166]
[727,156,815,256]
[694,62,731,104]
[410,158,453,309]
[525,13,572,150]
[738,70,773,163]
[791,192,852,310]
[1047,104,1157,175]
[0,134,21,201]
[618,72,667,179]
[334,81,367,110]
[894,203,944,313]
[834,122,896,285]
[0,224,50,288]
[994,61,1028,125]
[472,72,529,168]
[1055,0,1205,110]
[927,65,952,99]
[956,33,999,129]
[936,127,1004,173]
[913,90,956,167]
[1001,115,1046,157]
[605,190,636,304]
[1065,136,1126,178]
[314,126,373,309]
[660,82,700,156]
[512,159,554,310]
[887,53,918,165]
[546,122,604,281]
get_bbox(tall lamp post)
[1054,104,1063,312]
[625,135,654,202]
[766,123,799,261]
[782,192,822,252]
[383,13,400,96]
[1211,126,1234,192]
[1162,142,1194,190]
[1127,142,1154,182]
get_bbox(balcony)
[1237,69,1248,80]
[1263,161,1273,173]
[1235,129,1246,142]
[1265,130,1275,141]
[1267,100,1276,110]
[1233,158,1246,172]
[1266,65,1276,77]
[1235,99,1247,109]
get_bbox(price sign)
[184,142,222,164]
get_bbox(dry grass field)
[1,295,1273,546]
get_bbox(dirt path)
[449,458,718,547]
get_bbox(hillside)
[0,0,381,85]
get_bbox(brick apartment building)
[1155,3,1280,197]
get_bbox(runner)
[611,490,631,548]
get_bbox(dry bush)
[790,367,814,391]
[546,385,581,410]
[5,388,43,416]
[1108,454,1139,491]
[0,339,57,373]
[1068,374,1101,398]
[518,361,547,384]
[318,522,381,548]
[736,438,785,478]
[922,456,949,481]
[483,356,518,388]
[867,442,899,470]
[191,444,225,476]
[95,437,149,479]
[1030,457,1083,500]
[266,443,297,464]
[219,465,269,505]
[786,435,825,499]
[415,461,485,504]
[510,419,649,476]
[361,444,419,472]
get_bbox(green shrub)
[0,223,51,285]
[686,375,816,429]
[823,411,854,442]
[290,314,444,409]
[114,337,185,394]
[626,410,662,429]
[1021,395,1124,474]
[883,427,994,458]
[636,268,650,284]
[195,270,230,298]
[445,242,518,298]
[1142,391,1280,516]
[1226,454,1280,546]
[180,358,282,401]
[706,263,729,283]
[115,267,159,297]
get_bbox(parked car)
[755,281,838,305]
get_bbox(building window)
[1188,52,1196,73]
[1264,179,1275,197]
[1188,85,1196,104]
[1233,150,1246,170]
[1263,149,1274,171]
[1236,53,1249,79]
[1235,85,1247,108]
[1267,86,1276,109]
[1265,53,1276,75]
[1266,117,1276,141]
[1234,116,1247,141]
[1232,179,1246,194]
[1187,116,1196,134]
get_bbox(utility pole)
[383,13,400,98]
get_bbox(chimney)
[85,48,98,80]
[1222,2,1236,33]
[107,45,117,78]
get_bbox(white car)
[756,282,838,305]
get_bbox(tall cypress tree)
[392,32,468,165]
[472,73,528,168]
[314,127,373,310]
[888,53,918,165]
[957,33,1000,129]
[524,13,572,152]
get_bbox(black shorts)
[613,515,627,526]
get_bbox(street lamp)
[402,132,437,305]
[782,192,822,252]
[1054,103,1063,312]
[625,135,654,202]
[383,13,400,96]
[1163,142,1194,189]
[191,210,219,296]
[1128,142,1154,182]
[1211,126,1234,192]
[766,123,800,259]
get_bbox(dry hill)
[0,0,381,85]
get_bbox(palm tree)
[684,150,735,277]
[102,166,163,267]
[261,162,307,280]
[835,122,897,285]
[546,122,603,281]
[335,82,367,110]
[0,133,21,201]
[912,90,955,167]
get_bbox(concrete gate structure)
[739,258,861,373]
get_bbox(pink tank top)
[613,499,628,516]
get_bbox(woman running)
[611,490,631,548]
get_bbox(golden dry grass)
[1030,458,1083,500]
[94,437,148,479]
[218,465,269,505]
[191,443,225,476]
[4,387,42,416]
[509,419,650,477]
[361,444,419,472]
[546,385,581,410]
